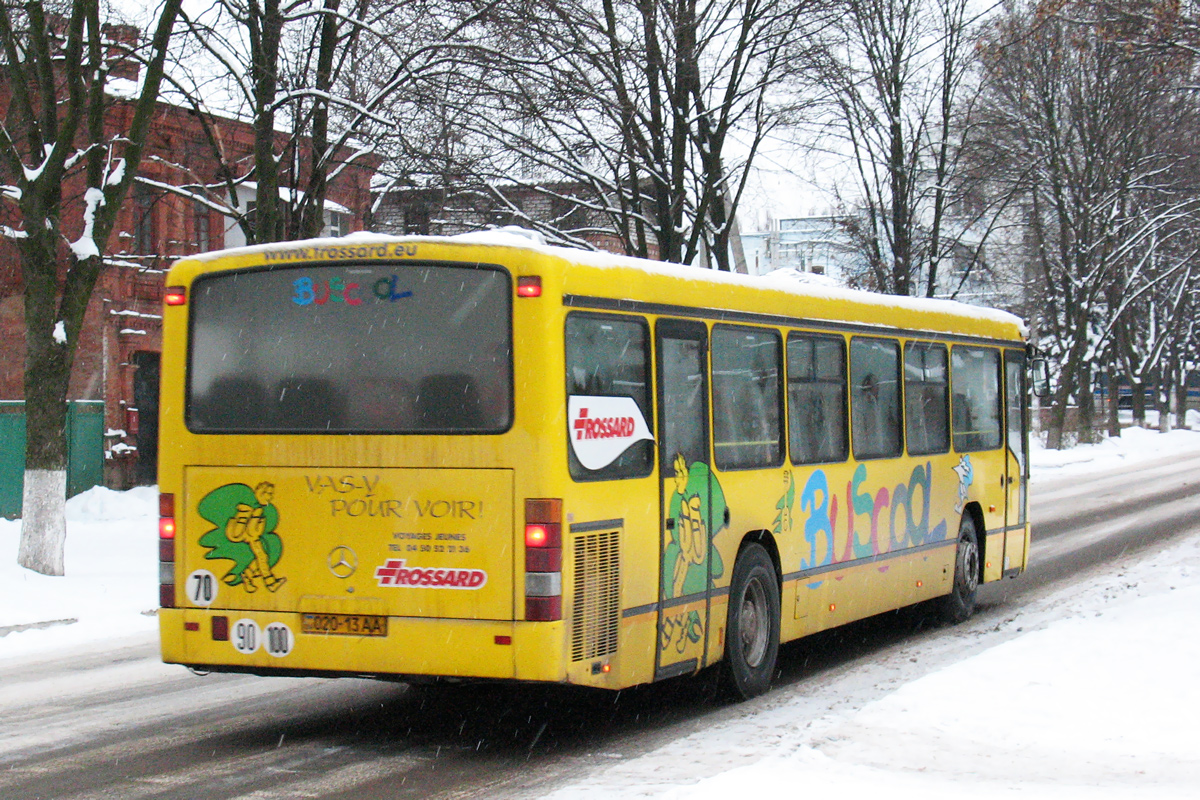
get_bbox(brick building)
[1,69,375,489]
[373,182,659,258]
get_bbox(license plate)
[301,613,388,637]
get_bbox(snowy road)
[2,449,1199,799]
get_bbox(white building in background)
[741,216,854,280]
[741,213,1014,310]
[222,183,354,249]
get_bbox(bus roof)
[172,229,1027,343]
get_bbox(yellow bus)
[158,232,1032,698]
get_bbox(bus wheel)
[723,543,780,700]
[941,514,980,623]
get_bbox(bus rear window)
[186,262,512,433]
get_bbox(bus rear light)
[526,546,562,572]
[525,596,562,621]
[212,616,229,641]
[524,522,560,549]
[524,498,563,621]
[494,635,512,645]
[164,286,187,306]
[525,498,562,524]
[159,493,176,608]
[184,621,200,632]
[516,275,542,297]
[525,572,562,596]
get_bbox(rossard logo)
[567,395,654,471]
[374,559,488,589]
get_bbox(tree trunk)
[1106,366,1120,437]
[17,239,73,576]
[1158,368,1173,433]
[1046,374,1071,450]
[1131,379,1146,427]
[18,471,67,575]
[1176,368,1190,431]
[1077,361,1096,444]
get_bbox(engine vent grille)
[571,530,620,662]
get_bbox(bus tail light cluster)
[159,493,176,608]
[525,498,562,621]
[516,275,542,298]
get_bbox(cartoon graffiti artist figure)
[953,454,973,514]
[198,481,287,593]
[660,454,730,653]
[665,454,728,598]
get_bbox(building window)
[324,210,349,238]
[133,183,155,254]
[404,203,430,235]
[193,201,211,252]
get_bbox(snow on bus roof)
[446,229,1025,334]
[180,229,1026,335]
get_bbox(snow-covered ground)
[3,421,1200,798]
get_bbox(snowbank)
[0,486,158,656]
[1032,422,1200,479]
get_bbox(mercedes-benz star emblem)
[327,545,357,579]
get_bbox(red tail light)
[525,498,563,621]
[164,286,187,306]
[159,492,176,608]
[516,275,542,297]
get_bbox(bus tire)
[941,514,980,623]
[723,543,780,700]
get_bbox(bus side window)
[712,326,783,470]
[904,342,949,456]
[565,313,653,480]
[787,334,847,464]
[951,346,1002,452]
[850,337,902,460]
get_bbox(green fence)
[0,401,105,520]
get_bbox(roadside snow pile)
[1031,423,1200,479]
[0,486,158,655]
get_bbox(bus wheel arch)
[941,506,982,623]
[722,535,781,700]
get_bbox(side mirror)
[1030,358,1051,398]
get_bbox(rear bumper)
[159,608,567,683]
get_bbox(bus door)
[655,319,715,679]
[1003,350,1027,575]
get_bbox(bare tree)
[821,0,979,296]
[0,0,183,574]
[445,0,831,267]
[162,0,498,245]
[973,0,1200,447]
